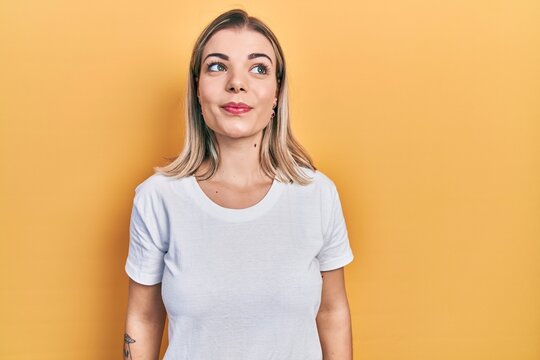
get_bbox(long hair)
[154,9,316,185]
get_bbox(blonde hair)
[154,9,316,185]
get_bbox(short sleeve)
[124,181,168,285]
[317,184,354,271]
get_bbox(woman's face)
[197,28,278,141]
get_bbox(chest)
[195,178,274,209]
[160,204,325,319]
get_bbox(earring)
[271,102,277,119]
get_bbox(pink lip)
[221,102,252,115]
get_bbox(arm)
[316,267,353,360]
[123,279,167,360]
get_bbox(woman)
[123,9,354,360]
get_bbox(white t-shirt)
[125,167,354,360]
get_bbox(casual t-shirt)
[124,167,354,360]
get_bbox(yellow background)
[1,0,539,359]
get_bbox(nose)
[226,69,247,93]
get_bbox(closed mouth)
[221,101,252,114]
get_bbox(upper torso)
[124,167,354,360]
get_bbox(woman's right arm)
[123,278,167,360]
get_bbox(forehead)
[202,28,276,63]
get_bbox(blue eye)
[250,64,269,75]
[207,62,226,72]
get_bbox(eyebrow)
[203,52,273,64]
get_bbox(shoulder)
[135,172,170,190]
[295,166,338,192]
[133,172,180,204]
[289,167,340,205]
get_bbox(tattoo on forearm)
[124,333,136,360]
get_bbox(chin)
[222,131,258,139]
[216,126,264,140]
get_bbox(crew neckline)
[185,175,284,222]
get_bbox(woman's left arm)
[316,267,353,360]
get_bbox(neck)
[205,130,271,186]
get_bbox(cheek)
[198,78,221,103]
[255,84,277,104]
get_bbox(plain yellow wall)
[1,0,539,359]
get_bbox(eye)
[250,64,270,75]
[207,61,226,72]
